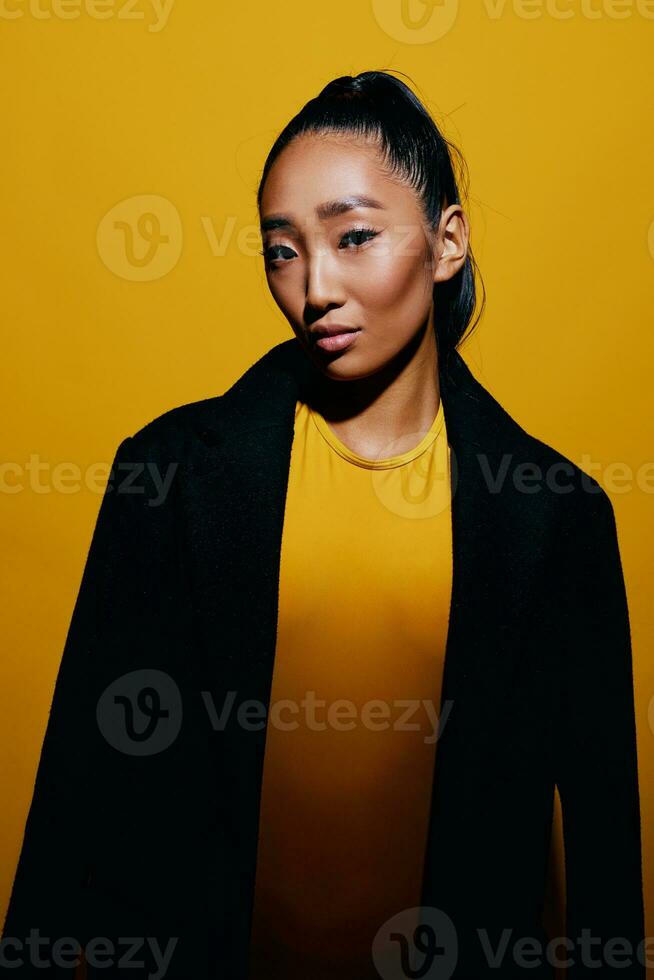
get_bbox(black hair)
[256,69,485,365]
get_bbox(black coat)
[2,338,645,980]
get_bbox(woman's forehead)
[260,141,415,219]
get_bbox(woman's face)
[259,133,467,381]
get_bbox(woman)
[3,72,645,980]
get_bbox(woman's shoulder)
[452,351,612,525]
[115,392,227,473]
[498,406,615,533]
[116,340,296,463]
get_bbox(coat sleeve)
[1,433,180,977]
[553,484,646,978]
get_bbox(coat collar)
[213,336,520,456]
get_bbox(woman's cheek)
[357,250,425,313]
[267,273,300,322]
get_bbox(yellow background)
[1,0,653,960]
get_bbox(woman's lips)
[314,329,361,352]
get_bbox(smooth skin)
[259,133,470,460]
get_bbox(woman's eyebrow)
[315,194,386,219]
[260,195,386,233]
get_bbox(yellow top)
[248,395,453,979]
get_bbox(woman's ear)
[432,204,470,284]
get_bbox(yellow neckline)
[307,399,446,470]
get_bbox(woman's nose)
[305,250,346,311]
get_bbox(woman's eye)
[339,227,379,249]
[261,244,296,264]
[260,227,380,265]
